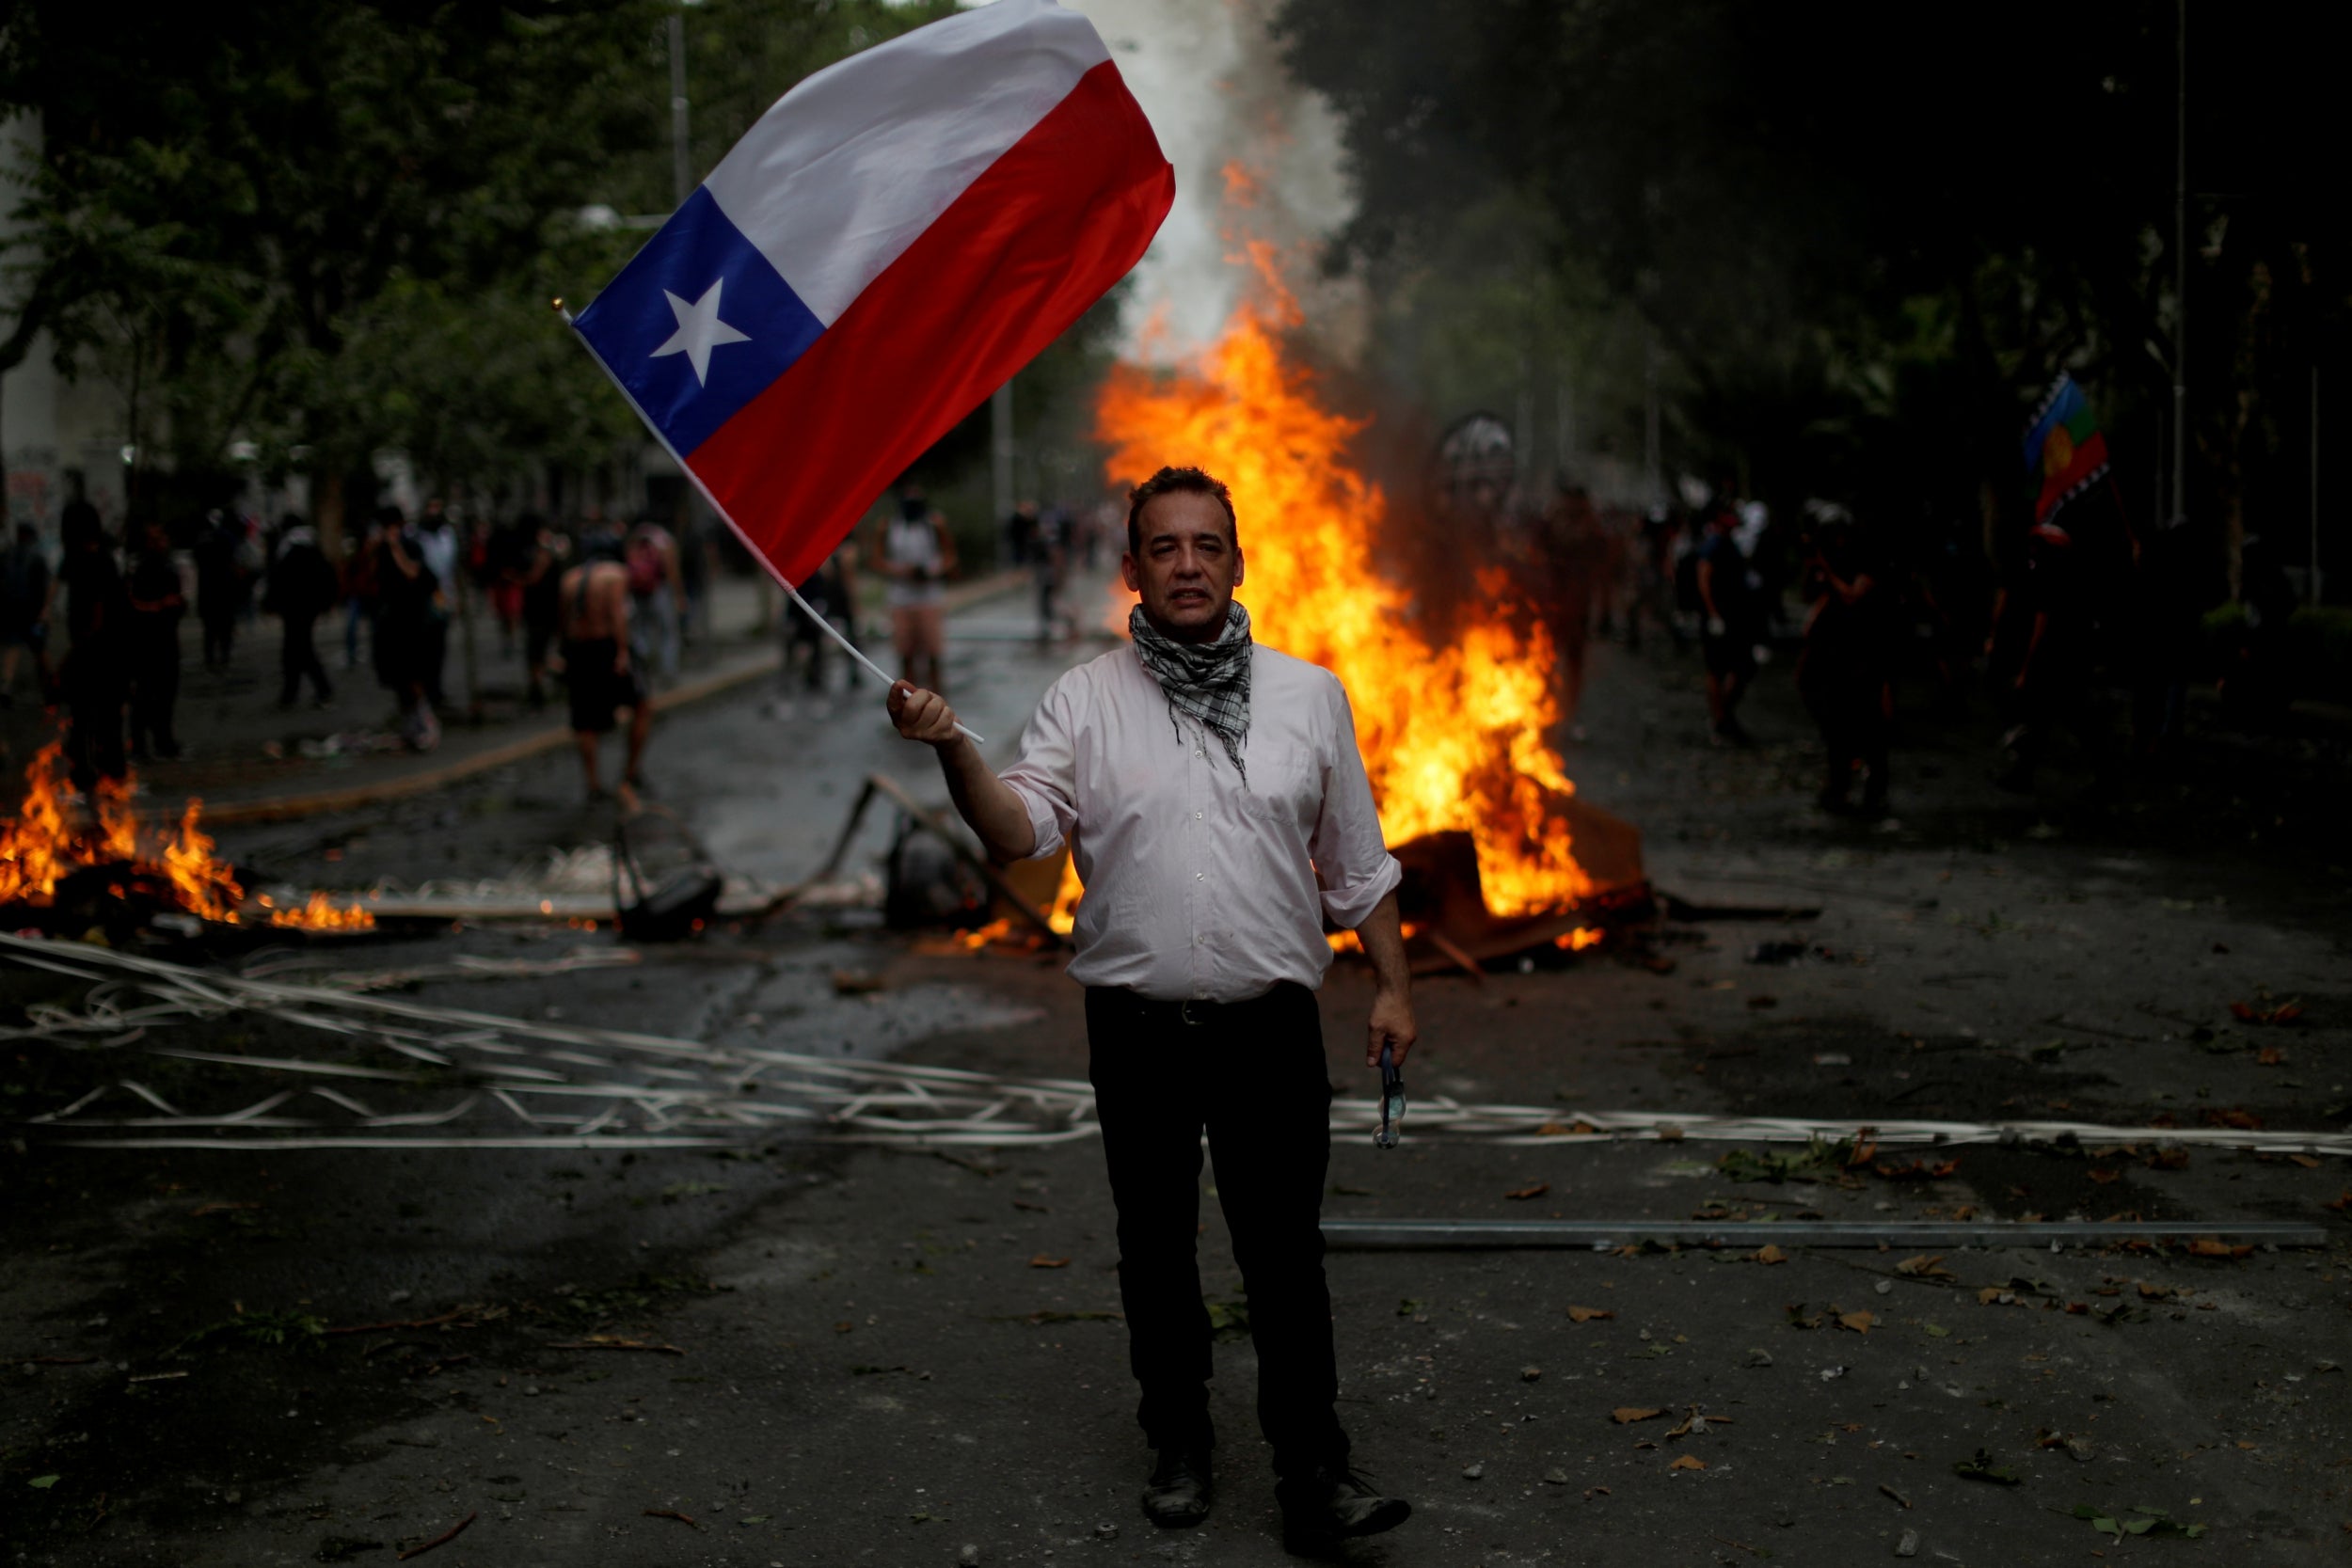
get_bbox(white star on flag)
[650,279,752,386]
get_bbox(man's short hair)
[1125,466,1237,558]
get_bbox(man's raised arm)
[888,681,1037,861]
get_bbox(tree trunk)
[314,469,345,569]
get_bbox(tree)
[1277,0,2348,580]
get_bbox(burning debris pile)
[1086,256,1645,962]
[0,741,373,937]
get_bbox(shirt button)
[1193,750,1203,758]
[1195,872,1204,880]
[1194,811,1202,819]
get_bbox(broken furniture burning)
[0,740,373,942]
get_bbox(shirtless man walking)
[559,528,653,805]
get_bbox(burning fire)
[1094,253,1594,918]
[0,740,373,930]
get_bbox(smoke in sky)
[1055,0,1358,359]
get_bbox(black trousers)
[280,615,332,704]
[1086,983,1346,1477]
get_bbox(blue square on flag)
[574,186,824,455]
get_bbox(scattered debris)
[1026,1255,1071,1269]
[1566,1306,1614,1323]
[1542,1468,1569,1484]
[1745,1348,1773,1368]
[1878,1483,1913,1510]
[1520,1366,1543,1382]
[394,1512,477,1560]
[1894,1255,1956,1280]
[315,1535,386,1562]
[642,1508,700,1528]
[2230,998,2303,1026]
[1504,1182,1550,1200]
[1461,1462,1486,1480]
[1668,1455,1707,1472]
[2070,1504,2205,1541]
[1836,1310,1877,1334]
[1613,1407,1665,1425]
[1952,1449,2020,1484]
[1895,1527,1919,1557]
[548,1338,683,1355]
[1751,1244,1788,1265]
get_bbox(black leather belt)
[1113,986,1290,1027]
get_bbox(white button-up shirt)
[1000,641,1403,1002]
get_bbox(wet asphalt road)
[4,604,2350,1566]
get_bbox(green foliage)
[1716,1138,1855,1184]
[0,1,958,493]
[2071,1503,2206,1541]
[177,1307,329,1353]
[1276,0,2347,543]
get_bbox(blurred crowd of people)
[1,499,704,795]
[1521,467,2278,818]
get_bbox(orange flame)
[0,739,373,929]
[1094,279,1593,918]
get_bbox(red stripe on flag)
[689,61,1174,587]
[2033,430,2109,523]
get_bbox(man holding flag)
[566,0,1408,1547]
[891,467,1419,1547]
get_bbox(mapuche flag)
[2020,372,2111,528]
[573,0,1174,586]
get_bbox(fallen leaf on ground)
[2256,1046,2288,1067]
[1027,1255,1071,1269]
[1613,1407,1664,1424]
[1505,1183,1550,1201]
[1751,1244,1788,1265]
[1895,1254,1954,1279]
[1664,1407,1734,1438]
[2328,1192,2352,1213]
[1668,1454,1707,1471]
[1397,1298,1426,1317]
[1836,1310,1876,1334]
[2201,1107,2264,1131]
[2087,1168,2122,1184]
[1952,1448,2020,1483]
[1567,1306,1615,1323]
[2186,1239,2253,1260]
[2286,1154,2321,1169]
[2144,1148,2191,1171]
[1870,1159,1959,1180]
[2230,999,2303,1026]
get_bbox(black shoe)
[1141,1447,1211,1528]
[1278,1465,1410,1549]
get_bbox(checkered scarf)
[1129,600,1252,784]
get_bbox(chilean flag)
[574,0,1173,587]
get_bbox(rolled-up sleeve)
[1310,673,1403,927]
[997,673,1080,861]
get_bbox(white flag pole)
[553,299,982,743]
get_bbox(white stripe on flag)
[702,0,1110,327]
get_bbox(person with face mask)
[885,465,1416,1552]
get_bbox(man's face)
[1123,490,1242,642]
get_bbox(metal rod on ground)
[548,299,980,742]
[1321,1219,2330,1250]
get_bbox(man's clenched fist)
[888,680,961,746]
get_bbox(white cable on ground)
[5,933,2346,1157]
